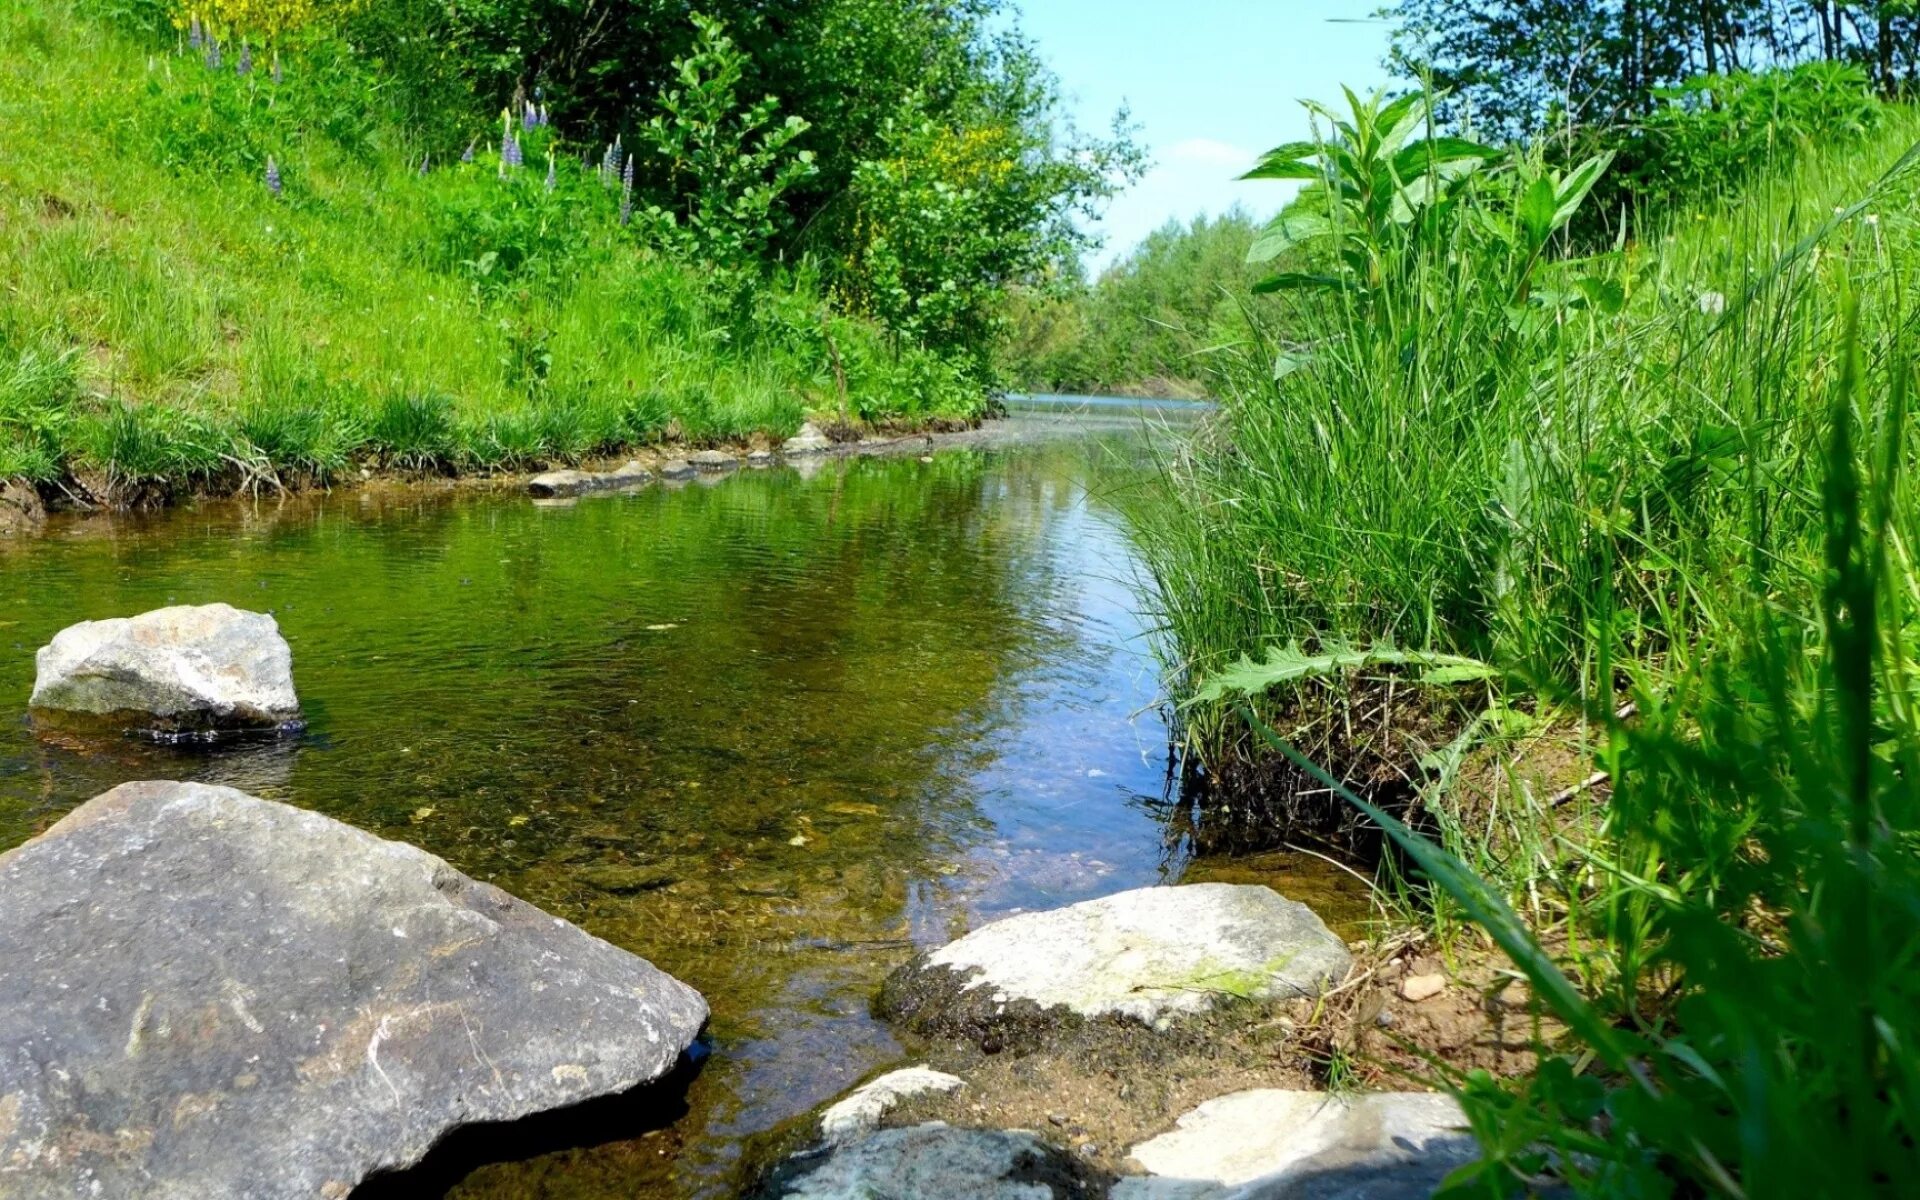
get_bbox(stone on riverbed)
[879,884,1351,1040]
[30,603,301,737]
[0,479,44,535]
[759,1123,1103,1199]
[820,1066,966,1145]
[659,459,697,480]
[0,781,709,1200]
[1111,1090,1475,1200]
[688,449,739,471]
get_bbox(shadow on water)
[0,421,1372,1199]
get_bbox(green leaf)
[1251,272,1347,294]
[1552,150,1615,230]
[1241,141,1323,181]
[1187,641,1496,707]
[1247,212,1331,263]
[1518,176,1558,247]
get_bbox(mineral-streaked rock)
[30,603,300,735]
[0,782,708,1200]
[880,884,1351,1036]
[1112,1090,1475,1200]
[759,1123,1101,1199]
[819,1066,965,1145]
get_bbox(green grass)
[0,1,982,497]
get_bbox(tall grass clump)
[1127,87,1920,851]
[1257,319,1920,1197]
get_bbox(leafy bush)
[1620,61,1884,214]
[631,14,816,273]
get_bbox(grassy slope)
[0,3,973,493]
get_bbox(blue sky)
[1014,1,1394,272]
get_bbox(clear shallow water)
[0,425,1366,1197]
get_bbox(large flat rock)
[0,782,708,1199]
[30,603,300,736]
[1113,1090,1475,1200]
[880,884,1352,1039]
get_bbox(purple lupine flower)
[521,103,537,132]
[205,39,220,70]
[504,135,523,169]
[461,138,476,163]
[545,153,556,193]
[271,53,282,84]
[236,42,252,75]
[265,156,282,196]
[419,152,431,176]
[619,154,634,226]
[188,18,203,50]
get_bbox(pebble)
[1399,973,1447,1003]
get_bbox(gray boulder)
[0,782,709,1200]
[659,459,697,480]
[880,884,1351,1037]
[30,603,301,735]
[688,450,739,471]
[760,1123,1103,1199]
[1112,1090,1476,1200]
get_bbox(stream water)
[0,404,1367,1197]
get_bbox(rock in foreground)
[1112,1090,1474,1200]
[880,884,1351,1037]
[0,782,708,1200]
[760,1123,1103,1199]
[30,603,301,736]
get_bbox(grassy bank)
[1130,96,1920,803]
[0,2,982,502]
[1122,84,1920,1197]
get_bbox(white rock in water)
[889,884,1351,1030]
[820,1066,965,1145]
[1113,1090,1475,1200]
[30,603,300,732]
[782,421,832,454]
[0,782,709,1200]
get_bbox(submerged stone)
[819,1065,966,1145]
[29,603,301,737]
[1112,1090,1475,1200]
[880,884,1351,1040]
[0,781,709,1200]
[758,1122,1103,1199]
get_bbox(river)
[0,404,1364,1197]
